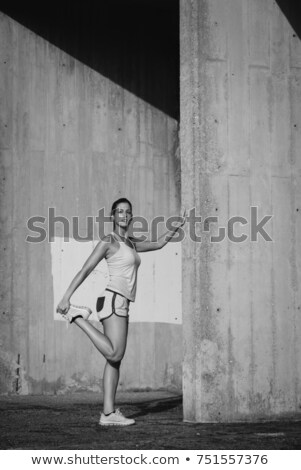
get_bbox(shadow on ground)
[0,391,300,450]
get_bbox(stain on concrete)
[0,350,24,394]
[27,374,102,396]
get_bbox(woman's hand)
[56,297,70,315]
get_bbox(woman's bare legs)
[73,314,128,414]
[102,315,128,414]
[73,317,114,358]
[102,361,120,414]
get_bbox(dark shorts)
[96,289,130,322]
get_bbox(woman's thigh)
[103,314,129,359]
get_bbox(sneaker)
[63,304,92,323]
[99,408,135,426]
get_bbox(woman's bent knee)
[107,350,124,364]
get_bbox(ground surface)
[0,391,300,450]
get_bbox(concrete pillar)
[180,0,301,421]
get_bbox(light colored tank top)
[105,232,141,302]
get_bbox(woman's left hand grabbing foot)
[56,297,70,316]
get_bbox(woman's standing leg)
[71,311,134,425]
[102,361,120,414]
[102,315,128,414]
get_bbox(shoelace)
[71,304,91,311]
[115,408,123,417]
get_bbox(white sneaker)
[63,304,92,323]
[99,408,135,426]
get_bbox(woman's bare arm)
[56,236,111,313]
[134,210,187,253]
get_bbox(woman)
[56,198,186,426]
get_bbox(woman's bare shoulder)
[93,234,114,253]
[100,233,119,257]
[101,233,114,243]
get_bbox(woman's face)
[112,202,132,229]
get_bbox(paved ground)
[0,391,300,450]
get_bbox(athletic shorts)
[96,289,130,322]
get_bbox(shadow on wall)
[276,0,301,39]
[0,0,179,120]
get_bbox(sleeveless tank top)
[105,232,141,302]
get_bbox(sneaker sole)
[99,421,135,426]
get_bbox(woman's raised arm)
[134,209,187,253]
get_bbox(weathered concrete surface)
[0,11,181,395]
[180,0,301,421]
[0,391,300,450]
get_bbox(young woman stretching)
[56,198,186,426]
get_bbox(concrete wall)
[180,0,301,421]
[0,12,181,394]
